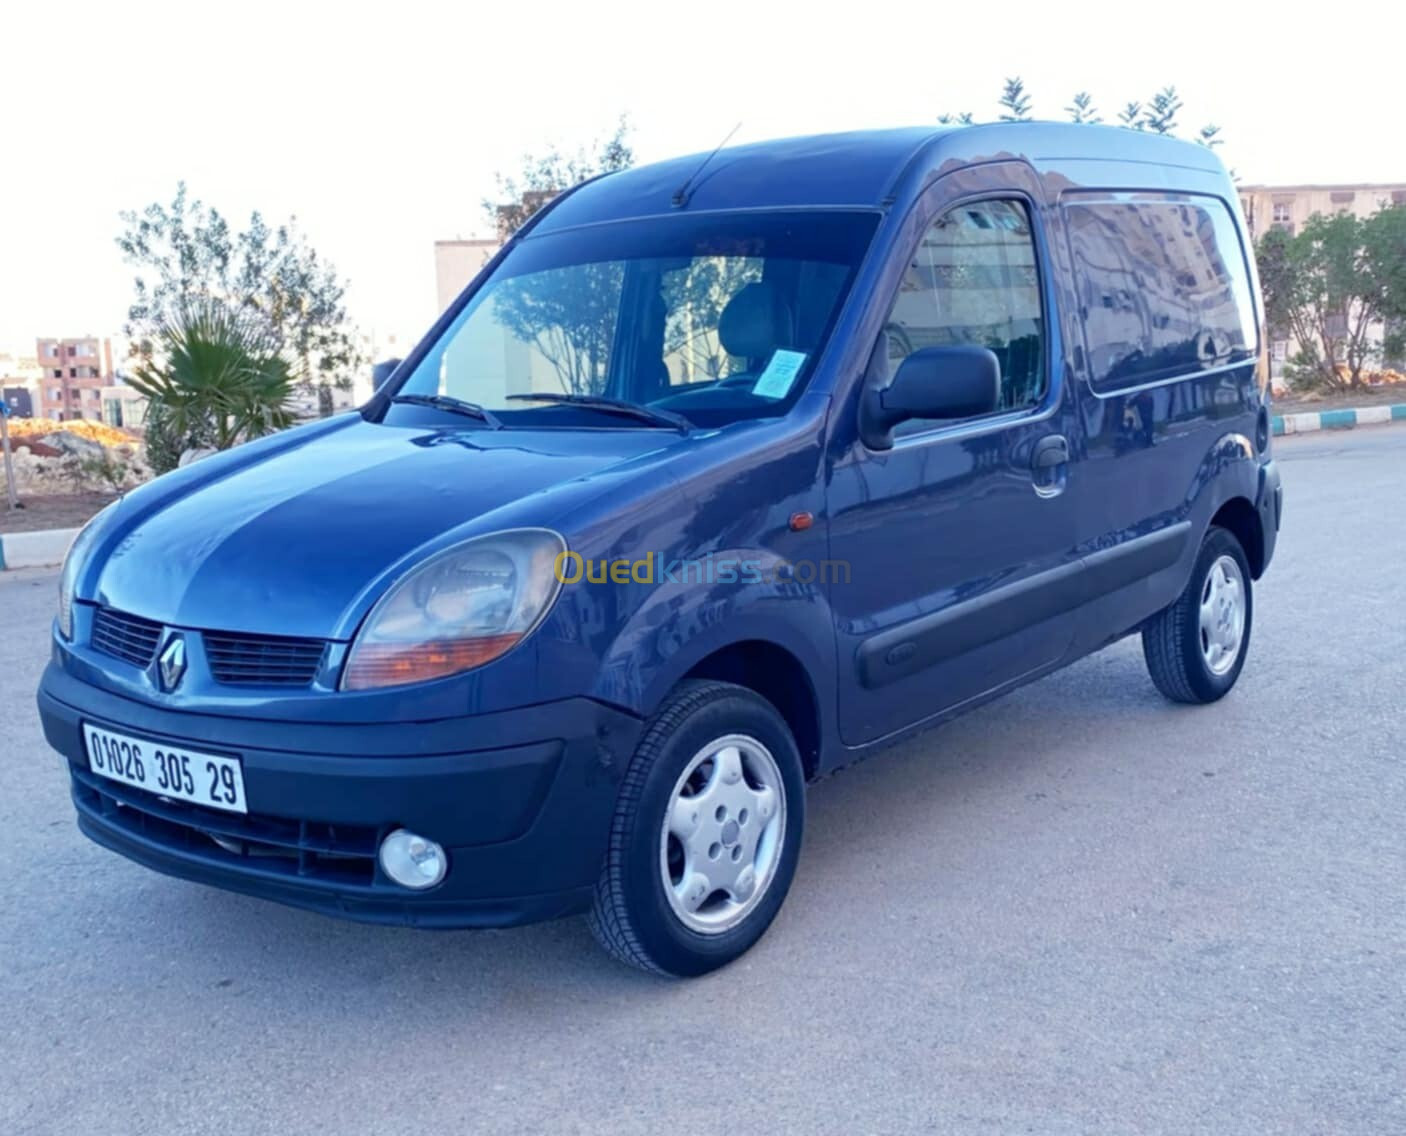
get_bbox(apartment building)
[1236,183,1406,384]
[35,336,115,421]
[1238,182,1406,241]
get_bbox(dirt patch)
[1,493,119,534]
[1274,386,1406,416]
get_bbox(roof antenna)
[672,122,742,208]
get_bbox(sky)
[3,0,1399,355]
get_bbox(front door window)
[882,198,1045,434]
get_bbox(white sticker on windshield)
[751,350,808,400]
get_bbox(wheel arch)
[1185,431,1267,580]
[1209,496,1266,578]
[681,641,823,781]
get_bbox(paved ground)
[2,428,1402,1135]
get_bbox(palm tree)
[129,303,298,452]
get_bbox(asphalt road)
[3,427,1403,1135]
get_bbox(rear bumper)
[38,663,642,928]
[1257,458,1283,574]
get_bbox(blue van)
[39,124,1281,976]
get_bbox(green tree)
[1065,92,1100,124]
[998,77,1033,121]
[140,399,203,476]
[1256,207,1406,391]
[1142,86,1182,134]
[486,116,634,239]
[127,304,298,465]
[1363,203,1406,364]
[117,183,362,410]
[943,81,1226,152]
[1118,101,1145,129]
[486,118,638,392]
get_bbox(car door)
[1056,190,1263,655]
[827,165,1084,747]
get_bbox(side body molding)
[856,522,1191,689]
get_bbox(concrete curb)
[0,526,79,570]
[1273,402,1406,436]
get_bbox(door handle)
[1032,434,1069,471]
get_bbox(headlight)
[341,528,566,691]
[57,505,116,640]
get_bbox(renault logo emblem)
[158,635,187,691]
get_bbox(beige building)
[1238,182,1406,241]
[0,347,41,384]
[433,192,561,313]
[434,238,500,313]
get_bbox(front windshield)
[392,210,879,429]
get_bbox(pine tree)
[998,77,1033,122]
[1142,86,1183,134]
[1066,92,1101,124]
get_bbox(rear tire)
[588,679,805,977]
[1142,525,1253,704]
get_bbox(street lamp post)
[1,399,19,511]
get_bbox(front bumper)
[38,663,642,928]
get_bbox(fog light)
[379,829,447,890]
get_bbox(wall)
[433,239,499,314]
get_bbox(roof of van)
[530,122,1226,234]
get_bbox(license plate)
[84,723,248,815]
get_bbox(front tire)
[1142,525,1253,704]
[588,680,805,977]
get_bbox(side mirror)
[860,345,1001,450]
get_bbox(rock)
[2,451,74,493]
[40,431,105,460]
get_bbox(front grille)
[204,631,326,686]
[72,766,380,886]
[89,606,328,688]
[91,607,163,668]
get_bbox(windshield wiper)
[505,393,691,433]
[391,393,502,429]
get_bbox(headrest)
[718,282,793,360]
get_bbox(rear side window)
[1063,193,1257,393]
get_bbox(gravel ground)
[1274,385,1406,415]
[0,492,116,534]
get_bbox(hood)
[92,418,681,639]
